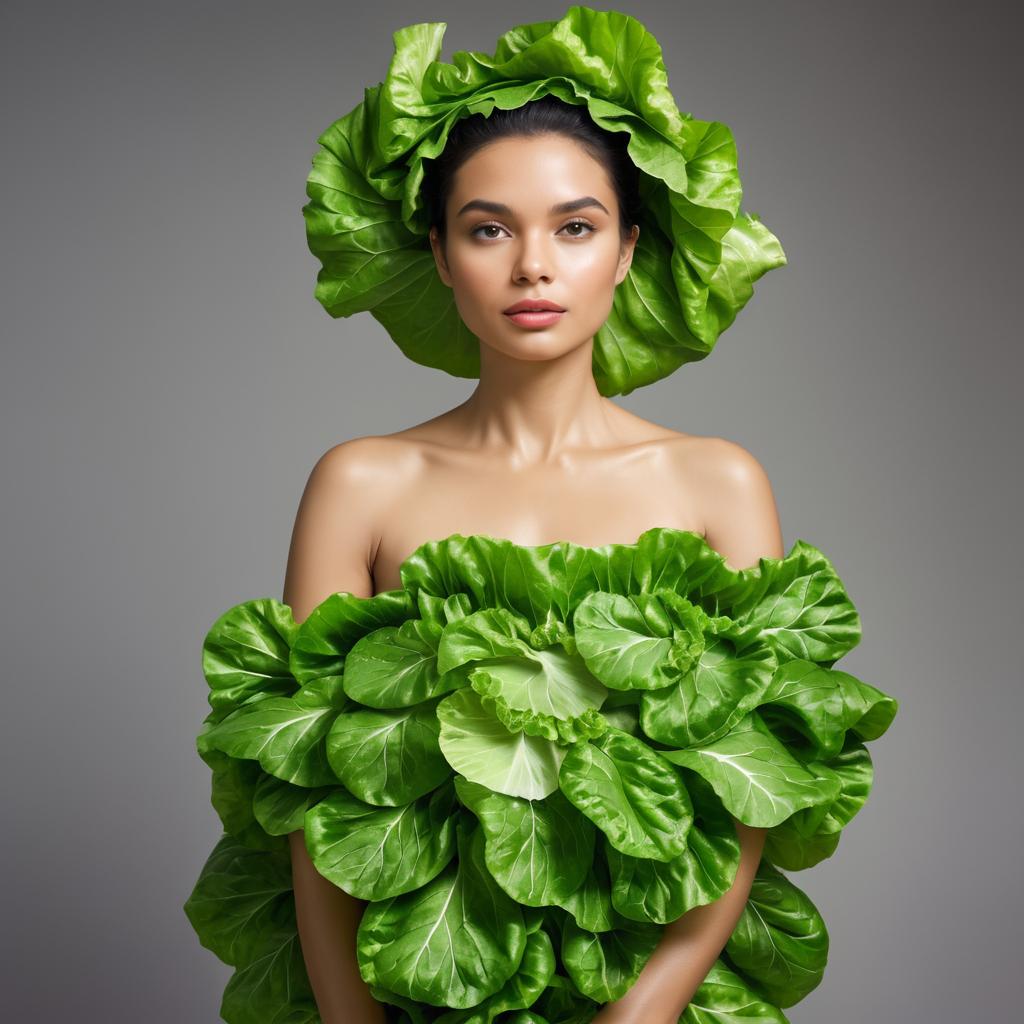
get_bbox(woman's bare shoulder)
[317,432,424,478]
[671,434,771,483]
[671,436,782,566]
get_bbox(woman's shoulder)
[671,434,772,485]
[314,430,427,476]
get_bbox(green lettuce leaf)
[304,781,457,900]
[434,926,556,1023]
[560,910,661,1003]
[356,820,527,1008]
[681,959,788,1022]
[326,698,451,806]
[639,628,777,748]
[455,776,595,906]
[661,713,839,828]
[202,599,298,721]
[573,589,710,690]
[289,588,415,689]
[251,773,332,837]
[717,542,861,662]
[341,617,464,708]
[559,728,693,861]
[203,696,341,788]
[607,772,741,924]
[724,862,828,1007]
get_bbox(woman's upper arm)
[282,440,385,623]
[697,438,784,570]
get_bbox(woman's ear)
[429,226,453,288]
[615,224,640,285]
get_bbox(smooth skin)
[284,133,779,1024]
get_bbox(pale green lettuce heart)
[437,687,566,800]
[470,674,609,745]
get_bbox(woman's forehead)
[449,136,616,205]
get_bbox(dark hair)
[421,94,641,250]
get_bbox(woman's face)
[429,133,639,366]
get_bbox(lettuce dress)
[184,528,898,1023]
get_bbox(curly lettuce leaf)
[303,7,786,396]
[639,629,777,748]
[573,589,709,690]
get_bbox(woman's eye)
[473,224,506,240]
[561,220,595,237]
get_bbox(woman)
[187,10,896,1024]
[286,95,775,1024]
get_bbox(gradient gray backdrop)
[2,1,1020,1019]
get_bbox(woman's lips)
[503,310,565,328]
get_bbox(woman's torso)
[364,404,718,595]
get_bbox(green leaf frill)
[185,528,897,1023]
[302,4,786,398]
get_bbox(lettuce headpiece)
[302,4,786,396]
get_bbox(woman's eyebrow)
[456,196,609,217]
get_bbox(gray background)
[2,0,1020,1019]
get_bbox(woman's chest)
[369,448,705,593]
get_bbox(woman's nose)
[512,230,554,283]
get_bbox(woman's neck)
[455,339,621,466]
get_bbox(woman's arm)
[282,443,388,1024]
[591,823,766,1024]
[591,440,783,1024]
